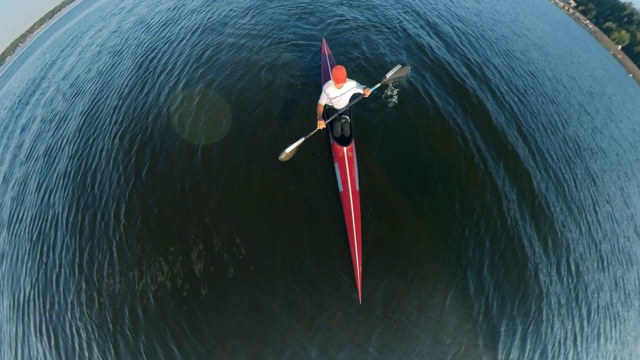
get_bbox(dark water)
[2,0,640,358]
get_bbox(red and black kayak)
[278,40,407,303]
[320,38,363,303]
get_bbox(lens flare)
[170,88,232,145]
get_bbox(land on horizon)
[0,0,65,52]
[0,0,76,68]
[2,0,640,84]
[551,0,640,84]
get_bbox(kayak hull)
[321,38,363,303]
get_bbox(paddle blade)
[382,64,411,84]
[278,137,305,161]
[385,64,402,78]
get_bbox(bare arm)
[316,103,326,129]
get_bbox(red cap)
[331,65,347,84]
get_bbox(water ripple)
[2,0,640,358]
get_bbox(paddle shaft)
[304,81,385,140]
[278,64,409,161]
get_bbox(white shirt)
[318,79,365,109]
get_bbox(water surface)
[1,0,639,358]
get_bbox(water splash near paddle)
[383,83,399,107]
[383,68,412,108]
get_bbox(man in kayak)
[316,65,371,138]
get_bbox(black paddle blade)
[278,148,296,162]
[383,64,411,84]
[278,137,305,161]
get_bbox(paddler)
[316,65,371,138]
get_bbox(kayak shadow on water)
[170,87,232,145]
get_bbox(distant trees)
[0,0,76,68]
[574,0,640,65]
[610,28,631,46]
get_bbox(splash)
[383,83,399,107]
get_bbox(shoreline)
[549,0,640,85]
[0,0,78,69]
[3,0,640,86]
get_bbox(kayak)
[320,38,363,303]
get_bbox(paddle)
[278,64,411,162]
